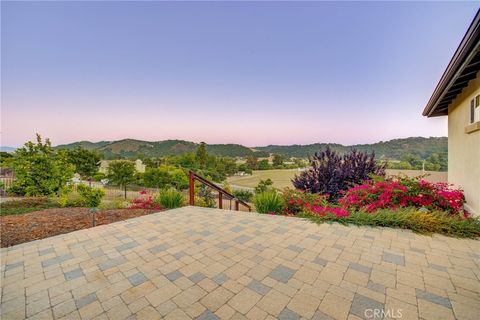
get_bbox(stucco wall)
[448,74,480,216]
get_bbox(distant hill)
[256,137,448,160]
[55,137,447,160]
[0,146,16,153]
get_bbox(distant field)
[227,169,447,189]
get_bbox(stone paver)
[1,206,480,320]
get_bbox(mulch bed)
[0,208,159,247]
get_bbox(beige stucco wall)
[448,74,480,216]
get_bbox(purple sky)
[2,1,479,147]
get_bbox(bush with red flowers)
[339,176,466,216]
[129,191,161,210]
[281,188,349,217]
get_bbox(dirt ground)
[0,208,159,247]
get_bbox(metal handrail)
[189,170,251,211]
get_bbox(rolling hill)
[54,137,447,160]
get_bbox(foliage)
[196,142,208,169]
[282,188,329,215]
[196,184,216,208]
[155,188,185,209]
[386,152,447,172]
[292,147,385,201]
[107,160,136,198]
[143,166,189,190]
[98,198,127,210]
[66,147,101,179]
[254,178,274,194]
[253,191,285,214]
[0,151,14,167]
[258,159,270,170]
[9,135,74,196]
[340,176,466,216]
[1,197,59,216]
[272,154,284,167]
[301,208,480,238]
[77,184,105,208]
[129,191,161,210]
[246,156,258,170]
[233,189,254,203]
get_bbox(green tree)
[0,151,13,167]
[9,134,74,196]
[196,142,208,169]
[254,178,274,194]
[107,160,136,199]
[258,159,270,170]
[272,154,284,167]
[66,147,101,180]
[246,156,258,170]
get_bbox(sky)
[2,1,479,147]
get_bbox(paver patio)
[1,206,479,320]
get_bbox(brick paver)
[1,206,479,319]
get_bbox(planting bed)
[0,208,159,247]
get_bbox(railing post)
[219,192,223,209]
[189,171,195,206]
[235,200,239,211]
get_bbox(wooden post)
[219,192,223,209]
[189,171,195,206]
[235,200,239,211]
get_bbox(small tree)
[272,154,284,167]
[255,178,274,194]
[258,159,270,170]
[292,147,385,201]
[9,134,74,196]
[107,160,136,199]
[246,156,258,170]
[195,142,208,169]
[66,147,101,181]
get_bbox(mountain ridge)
[54,136,447,160]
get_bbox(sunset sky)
[2,1,479,147]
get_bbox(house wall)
[448,74,480,216]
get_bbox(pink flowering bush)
[281,188,349,217]
[339,177,466,216]
[129,191,162,210]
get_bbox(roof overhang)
[423,9,480,117]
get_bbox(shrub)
[282,188,328,215]
[77,184,105,208]
[254,179,274,194]
[129,191,162,210]
[302,208,480,238]
[340,176,466,216]
[253,191,285,214]
[9,134,74,196]
[292,147,385,201]
[156,188,184,209]
[233,189,254,203]
[99,198,127,210]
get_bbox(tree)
[255,178,274,194]
[196,142,208,169]
[246,156,258,170]
[272,154,284,167]
[258,159,270,170]
[9,134,74,196]
[107,160,136,199]
[0,151,13,167]
[66,147,101,180]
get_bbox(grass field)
[227,169,448,189]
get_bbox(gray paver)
[349,263,372,275]
[166,270,183,281]
[128,272,147,286]
[269,265,296,283]
[416,289,452,309]
[383,252,405,266]
[189,272,206,283]
[64,268,84,281]
[75,293,97,309]
[350,293,384,319]
[278,308,300,320]
[197,310,219,320]
[247,280,271,295]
